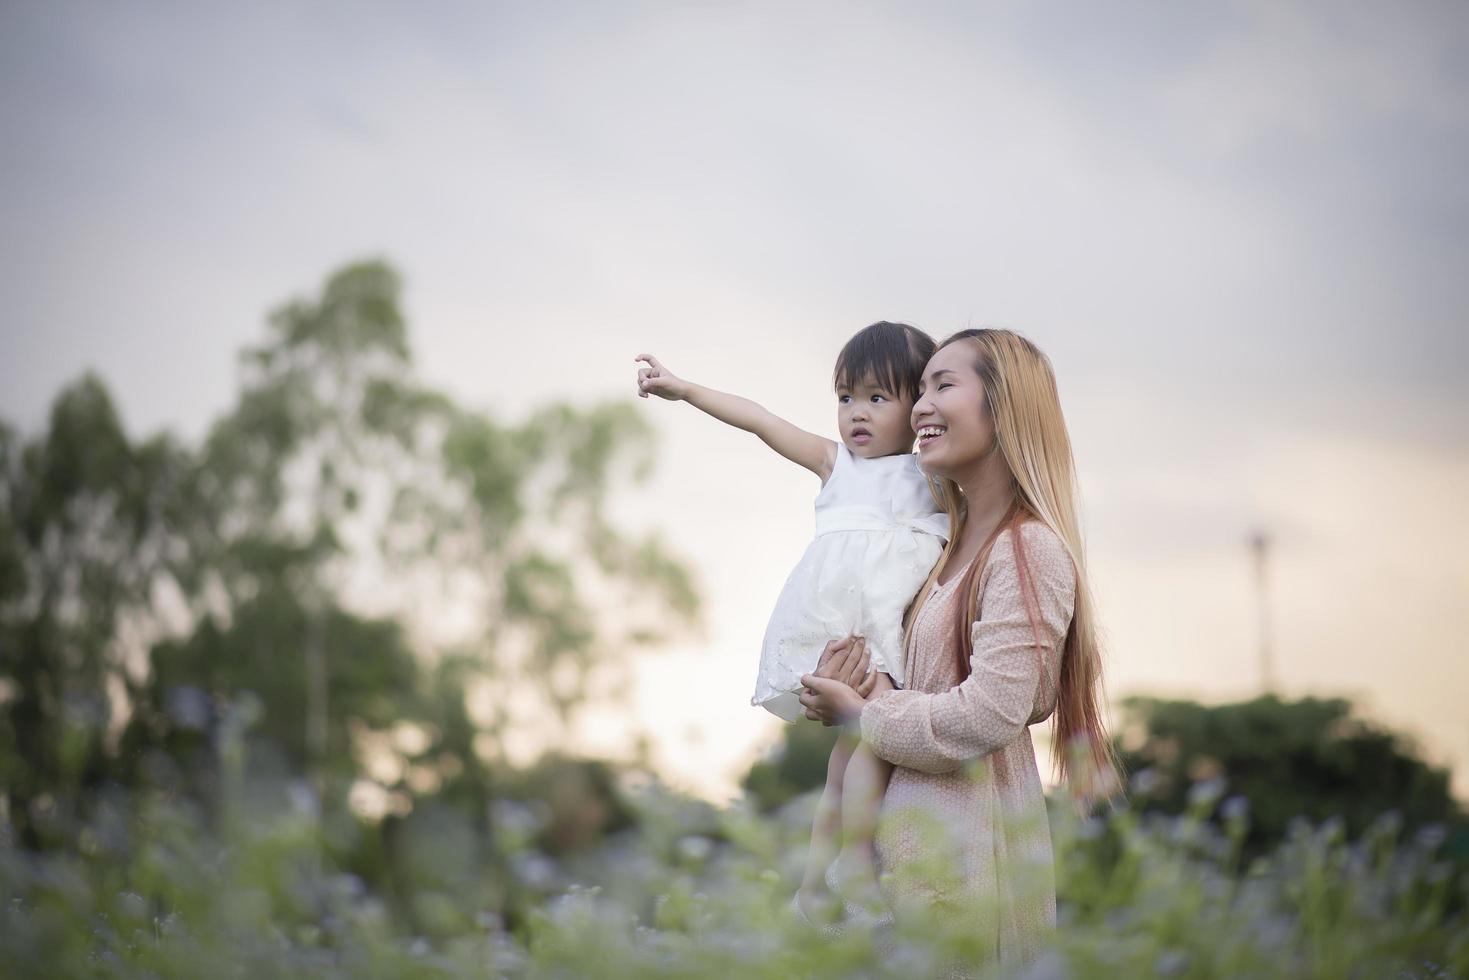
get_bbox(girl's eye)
[871,395,885,403]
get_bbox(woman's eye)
[938,383,953,391]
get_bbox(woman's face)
[911,340,996,479]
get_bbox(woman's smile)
[916,424,946,449]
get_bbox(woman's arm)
[860,523,1076,774]
[636,354,838,481]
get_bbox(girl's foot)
[828,853,890,925]
[789,890,844,938]
[794,885,839,925]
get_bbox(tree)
[740,720,840,812]
[1116,694,1465,859]
[1,258,700,849]
[0,376,201,847]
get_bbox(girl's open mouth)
[851,428,871,445]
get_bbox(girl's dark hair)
[832,321,936,403]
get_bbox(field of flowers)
[3,762,1464,980]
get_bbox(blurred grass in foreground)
[2,754,1464,979]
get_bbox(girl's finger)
[838,638,856,683]
[857,670,877,698]
[821,645,854,680]
[822,637,857,675]
[816,636,853,669]
[845,638,868,686]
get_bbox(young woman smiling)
[798,328,1123,967]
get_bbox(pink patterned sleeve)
[859,522,1076,774]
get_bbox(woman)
[798,328,1123,967]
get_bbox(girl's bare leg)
[834,740,893,913]
[796,733,856,922]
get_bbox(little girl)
[634,321,947,927]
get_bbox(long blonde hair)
[902,329,1123,807]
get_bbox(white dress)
[752,444,949,721]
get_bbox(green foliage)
[0,373,199,848]
[493,754,636,856]
[1117,694,1466,861]
[740,720,841,812]
[0,258,699,852]
[135,601,420,775]
[1,760,1464,979]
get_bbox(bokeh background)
[4,0,1465,799]
[5,7,1463,980]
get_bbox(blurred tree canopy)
[0,259,698,851]
[1116,694,1466,860]
[740,721,840,813]
[741,694,1466,862]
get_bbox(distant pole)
[1249,530,1276,695]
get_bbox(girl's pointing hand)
[635,354,688,401]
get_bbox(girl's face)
[910,341,997,478]
[836,374,916,458]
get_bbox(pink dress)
[859,520,1077,968]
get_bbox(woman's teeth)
[918,425,946,443]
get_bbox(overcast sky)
[3,0,1466,801]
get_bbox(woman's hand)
[634,354,689,401]
[798,674,866,727]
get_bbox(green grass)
[2,773,1464,979]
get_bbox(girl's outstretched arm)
[635,353,837,481]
